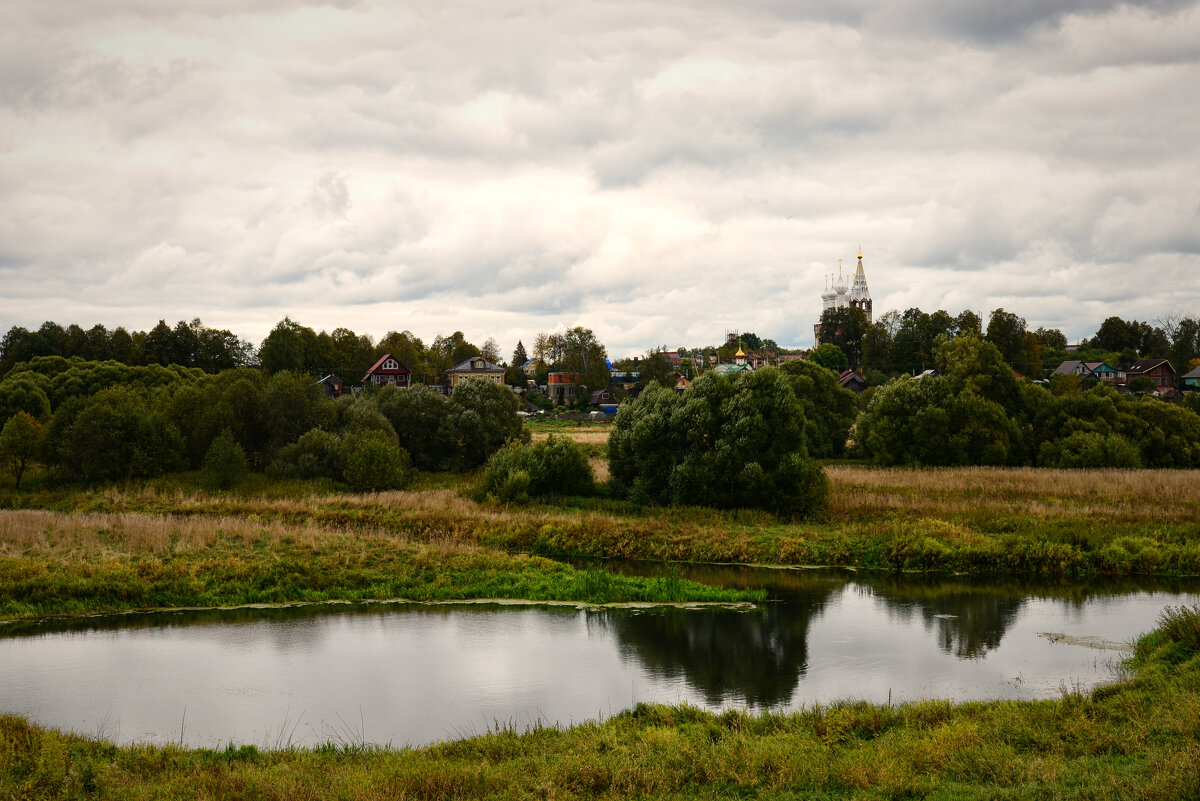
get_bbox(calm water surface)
[3,567,1196,748]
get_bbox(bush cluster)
[482,434,595,502]
[856,336,1200,468]
[607,368,829,519]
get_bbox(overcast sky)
[2,0,1198,357]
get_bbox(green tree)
[934,335,1024,417]
[985,309,1031,367]
[779,359,858,458]
[1166,316,1200,376]
[639,348,675,390]
[808,343,849,373]
[341,429,410,491]
[1092,317,1141,354]
[818,307,867,368]
[259,371,336,455]
[142,320,177,366]
[268,428,346,480]
[483,434,594,502]
[511,340,528,367]
[954,311,983,338]
[202,428,250,489]
[608,369,828,519]
[45,386,185,481]
[0,375,52,422]
[559,327,610,398]
[0,411,43,488]
[258,317,317,374]
[374,385,450,470]
[443,377,528,470]
[1035,327,1068,351]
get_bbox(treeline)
[855,335,1200,468]
[818,308,1200,380]
[0,319,252,375]
[0,318,618,400]
[0,355,523,489]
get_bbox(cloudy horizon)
[2,0,1198,358]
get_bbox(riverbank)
[4,466,1199,613]
[4,604,1198,800]
[0,508,760,620]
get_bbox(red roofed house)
[362,354,411,388]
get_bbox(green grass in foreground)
[4,606,1200,800]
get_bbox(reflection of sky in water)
[2,583,1195,748]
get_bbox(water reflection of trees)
[858,574,1196,660]
[593,578,838,708]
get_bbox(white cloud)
[0,0,1198,354]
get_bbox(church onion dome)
[735,345,745,357]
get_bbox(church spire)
[849,248,872,324]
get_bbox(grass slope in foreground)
[4,606,1200,800]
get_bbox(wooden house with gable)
[362,354,411,388]
[1124,359,1175,392]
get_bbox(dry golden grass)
[826,465,1200,522]
[529,428,610,444]
[0,509,410,559]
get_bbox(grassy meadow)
[3,424,1200,798]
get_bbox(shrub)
[268,428,344,479]
[0,410,43,488]
[42,385,186,481]
[341,429,411,491]
[202,428,250,489]
[1038,431,1142,468]
[483,434,595,502]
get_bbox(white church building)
[814,250,873,344]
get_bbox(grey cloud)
[306,171,350,219]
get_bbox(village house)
[315,374,345,398]
[838,370,867,394]
[362,354,411,388]
[547,371,581,405]
[1052,361,1124,383]
[1183,365,1200,389]
[445,356,505,392]
[1124,359,1176,392]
